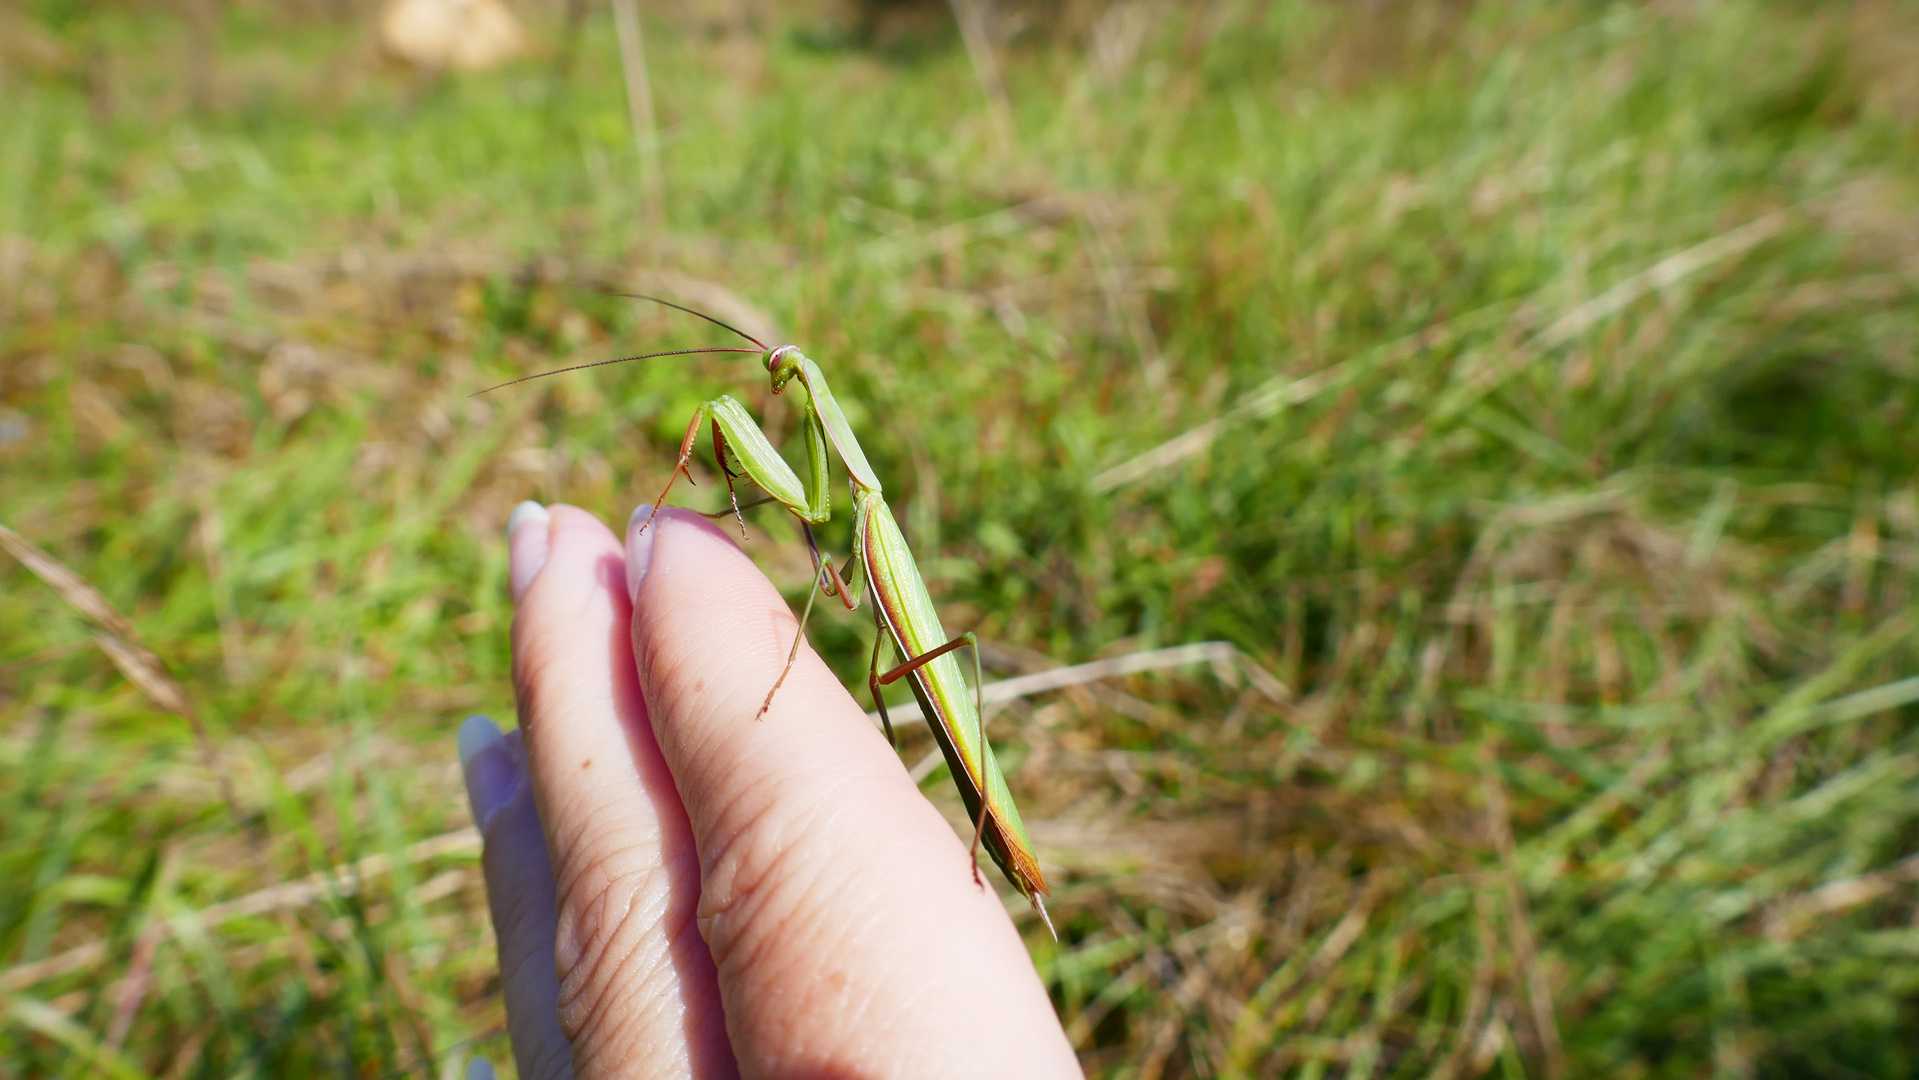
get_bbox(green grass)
[3,0,1918,1075]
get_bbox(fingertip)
[507,499,548,537]
[509,505,627,623]
[457,713,503,771]
[507,500,551,602]
[460,714,525,832]
[464,1056,496,1080]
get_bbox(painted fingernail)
[458,714,519,830]
[626,504,656,604]
[464,1056,496,1080]
[507,500,550,602]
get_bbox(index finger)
[625,506,1081,1078]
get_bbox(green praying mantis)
[477,296,1055,939]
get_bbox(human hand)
[456,501,1081,1079]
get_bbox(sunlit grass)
[2,1,1918,1076]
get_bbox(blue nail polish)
[466,744,520,829]
[458,714,502,769]
[459,715,519,828]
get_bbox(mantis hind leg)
[874,630,991,888]
[868,604,897,747]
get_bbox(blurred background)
[3,0,1919,1075]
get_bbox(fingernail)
[507,500,550,602]
[458,714,520,830]
[465,1057,496,1080]
[626,504,656,604]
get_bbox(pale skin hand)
[456,501,1082,1080]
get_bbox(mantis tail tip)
[1032,895,1058,942]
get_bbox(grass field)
[3,0,1919,1076]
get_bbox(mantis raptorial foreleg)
[636,395,852,719]
[642,395,829,541]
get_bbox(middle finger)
[510,503,733,1079]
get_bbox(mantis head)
[766,345,805,394]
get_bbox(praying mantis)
[477,296,1055,938]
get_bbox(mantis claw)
[728,489,748,539]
